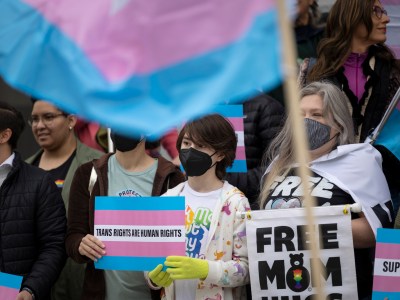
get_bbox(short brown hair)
[176,114,237,180]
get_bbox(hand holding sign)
[148,264,173,287]
[15,290,33,300]
[79,234,106,262]
[165,256,209,280]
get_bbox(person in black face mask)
[259,82,393,300]
[146,114,250,299]
[65,129,184,300]
[110,131,144,152]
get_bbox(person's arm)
[203,195,250,287]
[65,163,104,263]
[22,173,67,300]
[352,212,375,248]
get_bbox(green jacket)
[26,140,103,212]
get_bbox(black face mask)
[304,118,332,150]
[179,148,216,177]
[110,132,143,152]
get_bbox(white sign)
[246,206,358,299]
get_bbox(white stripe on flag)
[374,258,400,277]
[236,131,244,147]
[94,225,185,242]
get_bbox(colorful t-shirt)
[175,182,221,300]
[104,155,157,300]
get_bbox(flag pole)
[368,87,400,144]
[276,1,326,298]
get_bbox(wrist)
[22,287,35,300]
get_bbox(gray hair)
[259,81,355,209]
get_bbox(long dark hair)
[307,0,396,82]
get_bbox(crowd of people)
[0,0,399,299]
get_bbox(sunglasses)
[373,6,388,19]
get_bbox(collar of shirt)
[0,152,15,168]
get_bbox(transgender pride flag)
[373,228,400,299]
[0,0,282,137]
[373,87,400,160]
[213,105,247,173]
[383,0,400,58]
[94,196,185,271]
[0,272,23,300]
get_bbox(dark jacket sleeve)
[65,162,93,264]
[22,173,67,300]
[166,169,185,191]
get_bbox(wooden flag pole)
[275,1,326,298]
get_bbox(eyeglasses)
[28,113,66,127]
[373,6,388,19]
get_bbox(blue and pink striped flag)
[374,88,400,160]
[0,272,23,300]
[213,105,247,173]
[383,0,400,58]
[372,228,400,299]
[94,196,185,271]
[0,0,282,138]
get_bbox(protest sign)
[246,205,358,299]
[94,196,185,271]
[372,228,400,299]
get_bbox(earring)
[69,126,73,131]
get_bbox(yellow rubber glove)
[148,264,173,287]
[165,256,209,280]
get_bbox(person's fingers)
[79,243,99,261]
[166,256,183,262]
[149,264,163,283]
[81,235,106,256]
[149,264,163,278]
[164,277,173,287]
[164,260,181,268]
[79,235,106,261]
[160,274,172,286]
[85,234,106,248]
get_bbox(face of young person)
[300,94,339,155]
[180,134,223,177]
[353,0,390,48]
[31,101,74,151]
